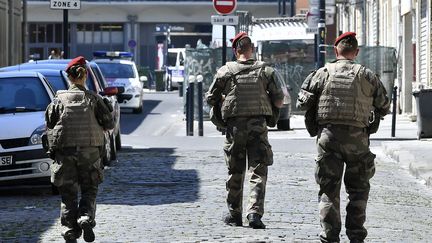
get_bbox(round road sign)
[213,0,237,15]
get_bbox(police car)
[93,51,145,114]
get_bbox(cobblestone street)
[1,143,432,242]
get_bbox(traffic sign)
[211,15,238,25]
[50,0,81,10]
[128,40,137,48]
[306,27,318,34]
[213,0,237,15]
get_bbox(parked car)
[0,66,70,92]
[1,61,122,165]
[166,48,186,91]
[93,51,144,114]
[0,71,56,190]
[274,69,292,130]
[89,61,122,152]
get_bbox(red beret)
[334,32,357,46]
[66,56,86,72]
[230,32,249,49]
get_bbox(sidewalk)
[377,114,432,187]
[356,113,432,187]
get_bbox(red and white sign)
[213,0,237,15]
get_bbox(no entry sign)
[213,0,237,15]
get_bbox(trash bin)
[154,70,166,91]
[413,89,432,139]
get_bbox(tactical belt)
[320,123,367,133]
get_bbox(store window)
[29,23,63,44]
[77,23,124,45]
[55,24,62,43]
[37,24,46,43]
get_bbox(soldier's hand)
[102,97,114,112]
[47,149,56,160]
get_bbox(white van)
[166,48,186,91]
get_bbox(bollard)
[185,84,189,136]
[197,75,204,136]
[391,86,397,137]
[187,75,195,136]
[179,82,183,97]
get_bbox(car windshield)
[167,52,177,66]
[45,75,68,91]
[0,77,51,113]
[97,63,136,79]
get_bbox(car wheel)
[277,119,290,131]
[102,134,112,166]
[133,105,143,114]
[115,130,122,151]
[133,95,143,114]
[110,133,117,161]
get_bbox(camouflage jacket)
[299,59,390,128]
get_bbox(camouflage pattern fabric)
[315,124,376,242]
[51,147,103,233]
[224,116,272,217]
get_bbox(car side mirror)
[139,76,148,82]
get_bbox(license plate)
[0,155,13,166]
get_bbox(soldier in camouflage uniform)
[45,56,114,243]
[206,32,284,229]
[297,32,390,242]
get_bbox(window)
[37,24,46,43]
[29,24,37,43]
[45,75,68,92]
[55,24,62,43]
[0,77,51,112]
[47,24,53,43]
[97,63,136,79]
[78,23,124,45]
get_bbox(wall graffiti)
[184,48,225,118]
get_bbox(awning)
[250,20,315,43]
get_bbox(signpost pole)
[222,22,226,65]
[51,0,82,58]
[63,9,68,59]
[317,0,325,68]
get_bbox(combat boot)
[78,216,95,242]
[61,226,82,242]
[223,213,243,226]
[247,213,266,229]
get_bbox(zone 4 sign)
[50,0,81,10]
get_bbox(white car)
[0,71,55,189]
[93,51,145,114]
[166,48,186,91]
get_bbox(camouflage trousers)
[315,124,376,242]
[51,146,104,232]
[224,116,273,217]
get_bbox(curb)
[382,142,432,187]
